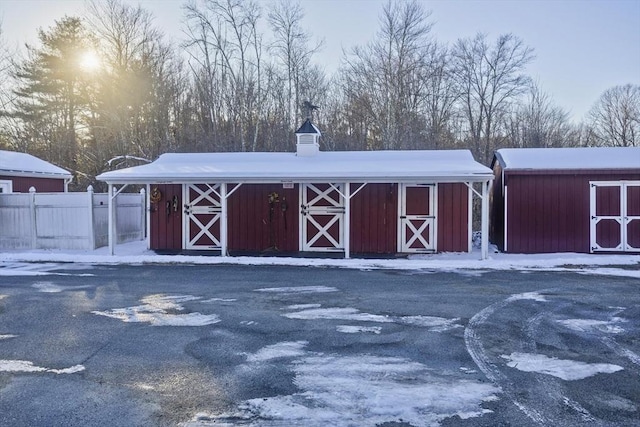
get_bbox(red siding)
[437,183,469,252]
[350,183,397,254]
[503,171,640,253]
[149,184,182,251]
[227,184,299,253]
[0,175,66,193]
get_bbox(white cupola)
[295,118,321,157]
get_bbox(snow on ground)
[245,341,308,363]
[254,286,339,294]
[193,344,500,427]
[0,240,638,277]
[92,294,221,327]
[557,318,627,334]
[501,352,623,381]
[336,325,382,334]
[0,360,85,374]
[282,305,462,333]
[0,334,16,340]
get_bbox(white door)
[0,180,12,193]
[399,184,436,253]
[590,181,640,253]
[183,184,222,250]
[300,183,345,251]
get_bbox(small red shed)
[0,149,72,193]
[490,147,640,254]
[98,120,494,258]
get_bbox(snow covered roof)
[97,149,493,184]
[494,147,640,171]
[0,150,72,179]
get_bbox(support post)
[29,187,37,249]
[108,184,115,255]
[481,179,492,260]
[344,183,351,259]
[145,185,151,250]
[220,183,228,257]
[87,185,95,250]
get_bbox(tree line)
[0,0,638,191]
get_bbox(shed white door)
[0,180,12,193]
[399,184,436,252]
[590,181,640,253]
[300,183,345,251]
[183,184,222,250]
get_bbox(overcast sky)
[1,0,638,122]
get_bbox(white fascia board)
[99,173,495,186]
[0,170,73,179]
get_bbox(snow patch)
[285,303,322,310]
[502,352,623,381]
[32,281,90,293]
[284,307,393,323]
[0,334,17,340]
[200,297,237,303]
[336,325,382,334]
[92,294,220,326]
[246,341,308,363]
[254,286,338,294]
[507,292,548,302]
[202,354,499,426]
[398,315,463,332]
[285,307,461,332]
[558,318,627,334]
[0,359,85,374]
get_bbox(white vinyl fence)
[0,186,145,250]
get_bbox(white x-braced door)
[399,184,436,253]
[590,181,640,253]
[183,184,222,250]
[300,183,345,251]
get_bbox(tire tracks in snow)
[464,289,599,426]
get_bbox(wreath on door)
[150,187,162,203]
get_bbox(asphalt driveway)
[0,263,638,426]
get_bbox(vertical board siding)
[437,183,469,252]
[0,175,66,193]
[504,172,640,253]
[149,184,182,250]
[227,184,299,253]
[0,193,32,249]
[350,183,397,254]
[0,191,144,250]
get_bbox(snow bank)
[0,240,638,277]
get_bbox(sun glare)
[79,50,101,72]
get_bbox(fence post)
[87,185,95,250]
[29,187,37,249]
[139,188,146,243]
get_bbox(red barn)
[490,147,640,254]
[0,149,72,193]
[98,120,494,258]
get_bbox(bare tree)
[268,0,323,131]
[341,0,434,150]
[84,0,182,189]
[184,0,264,152]
[452,33,534,163]
[587,84,639,147]
[508,82,574,148]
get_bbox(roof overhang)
[96,149,494,186]
[0,170,73,180]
